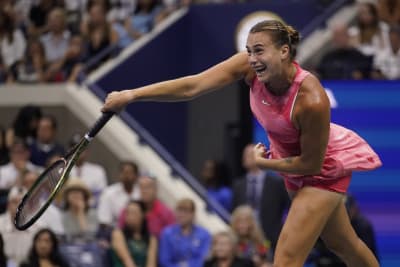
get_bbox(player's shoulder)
[297,72,329,111]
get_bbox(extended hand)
[102,90,132,113]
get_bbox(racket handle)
[87,111,115,138]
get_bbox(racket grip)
[87,111,115,138]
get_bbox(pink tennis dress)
[250,63,382,193]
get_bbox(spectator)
[317,23,373,79]
[232,144,289,250]
[44,34,88,82]
[377,0,400,26]
[98,161,141,228]
[204,231,255,267]
[29,115,65,167]
[124,0,164,41]
[159,198,211,267]
[372,24,400,80]
[62,178,99,240]
[231,205,272,266]
[15,38,46,83]
[138,175,175,239]
[0,140,42,190]
[40,8,71,66]
[0,233,13,267]
[80,1,119,69]
[108,0,137,23]
[68,133,108,205]
[111,200,157,267]
[0,8,27,83]
[0,190,40,266]
[28,0,64,37]
[64,0,88,34]
[349,2,390,57]
[20,228,70,267]
[6,105,42,148]
[201,159,232,211]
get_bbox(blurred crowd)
[0,105,379,267]
[316,0,400,80]
[0,0,246,85]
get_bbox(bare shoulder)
[296,73,330,111]
[292,73,330,128]
[210,52,254,80]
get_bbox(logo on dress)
[261,99,270,106]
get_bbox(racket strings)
[16,161,66,226]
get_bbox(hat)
[63,178,91,200]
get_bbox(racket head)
[14,138,89,230]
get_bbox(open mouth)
[254,65,267,75]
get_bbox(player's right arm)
[102,52,253,112]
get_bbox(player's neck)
[265,63,296,96]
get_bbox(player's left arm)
[254,75,330,175]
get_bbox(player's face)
[246,32,285,83]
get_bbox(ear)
[280,44,290,60]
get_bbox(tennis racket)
[14,111,114,230]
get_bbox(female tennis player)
[103,20,381,267]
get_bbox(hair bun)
[286,25,300,46]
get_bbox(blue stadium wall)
[254,81,400,267]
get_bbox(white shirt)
[40,30,71,63]
[97,182,140,226]
[0,162,42,189]
[1,29,26,68]
[348,22,391,57]
[69,162,108,194]
[0,212,40,265]
[373,46,400,80]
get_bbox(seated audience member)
[124,0,164,41]
[201,159,232,211]
[0,233,13,267]
[20,228,70,267]
[138,175,175,239]
[378,0,400,28]
[348,2,390,57]
[204,231,255,267]
[15,38,46,83]
[62,178,99,240]
[80,1,119,70]
[0,126,9,165]
[233,144,289,251]
[44,35,88,82]
[0,9,26,83]
[372,25,400,80]
[6,105,42,148]
[68,133,108,204]
[30,115,65,167]
[159,198,211,267]
[98,161,141,228]
[28,0,63,36]
[40,8,71,66]
[0,140,42,190]
[0,190,40,265]
[111,200,157,267]
[318,23,373,79]
[107,0,136,23]
[231,205,272,266]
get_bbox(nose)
[248,53,257,66]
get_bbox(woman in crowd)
[231,205,272,267]
[111,200,157,267]
[20,228,70,267]
[62,178,99,240]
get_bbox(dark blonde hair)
[250,20,300,60]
